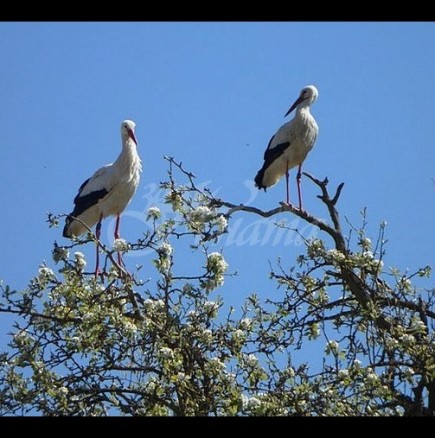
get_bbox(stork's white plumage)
[63,120,142,275]
[254,85,319,209]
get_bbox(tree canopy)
[0,157,433,416]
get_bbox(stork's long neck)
[296,102,316,126]
[295,102,318,145]
[114,137,142,174]
[296,100,312,115]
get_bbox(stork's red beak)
[285,95,305,117]
[128,129,138,145]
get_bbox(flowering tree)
[0,156,434,416]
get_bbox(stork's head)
[121,120,138,145]
[285,85,318,117]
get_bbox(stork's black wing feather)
[255,140,290,189]
[69,188,109,219]
[263,135,275,160]
[63,187,109,238]
[73,177,91,204]
[263,141,290,164]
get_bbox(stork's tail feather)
[63,216,73,238]
[254,166,268,191]
[62,218,71,239]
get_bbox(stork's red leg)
[285,163,290,205]
[114,214,123,266]
[114,214,121,240]
[95,213,103,278]
[296,164,303,211]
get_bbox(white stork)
[254,85,319,210]
[63,120,142,276]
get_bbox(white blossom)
[74,251,87,270]
[159,242,173,257]
[123,320,138,335]
[143,299,155,310]
[385,336,399,350]
[373,259,384,270]
[309,322,320,338]
[325,388,335,397]
[38,266,55,279]
[418,266,431,277]
[146,378,158,393]
[241,394,249,409]
[326,249,346,265]
[363,251,374,260]
[353,359,362,370]
[297,400,307,408]
[200,329,213,344]
[113,238,129,252]
[360,237,372,251]
[189,206,214,223]
[107,265,121,279]
[222,372,237,385]
[154,299,165,310]
[232,329,245,342]
[239,318,252,330]
[155,242,173,273]
[284,367,295,378]
[245,353,258,367]
[32,361,45,377]
[400,334,416,347]
[410,317,426,333]
[351,250,384,274]
[187,309,199,319]
[205,252,229,290]
[143,299,165,313]
[241,394,262,411]
[395,406,405,415]
[307,239,326,258]
[338,369,349,380]
[245,396,262,410]
[366,371,379,383]
[52,246,69,263]
[176,372,189,383]
[325,340,339,355]
[208,357,226,372]
[215,215,228,232]
[70,336,80,346]
[203,301,219,314]
[207,252,228,272]
[399,277,412,290]
[13,329,31,346]
[59,386,69,396]
[159,347,175,359]
[147,206,161,220]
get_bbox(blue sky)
[1,22,434,352]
